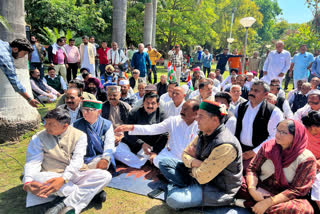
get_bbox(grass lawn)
[0,65,293,214]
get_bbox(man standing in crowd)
[201,49,213,77]
[169,45,184,84]
[147,44,162,84]
[44,67,67,94]
[158,101,242,210]
[131,43,151,83]
[107,42,128,73]
[80,36,96,77]
[228,49,241,74]
[97,41,110,77]
[234,81,283,165]
[216,48,242,75]
[29,36,46,79]
[58,87,83,124]
[0,38,39,107]
[65,38,80,82]
[89,36,99,77]
[48,38,68,83]
[262,40,291,84]
[23,108,109,214]
[289,44,314,88]
[248,51,261,73]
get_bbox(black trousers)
[284,70,292,90]
[67,63,78,82]
[203,66,211,77]
[148,65,157,83]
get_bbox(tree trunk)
[112,0,127,49]
[151,0,157,47]
[0,0,40,143]
[143,0,153,45]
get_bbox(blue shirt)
[0,40,26,93]
[292,52,314,80]
[311,55,320,78]
[201,53,213,68]
[131,51,151,77]
[30,44,45,63]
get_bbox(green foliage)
[126,1,145,46]
[282,24,320,53]
[37,27,78,45]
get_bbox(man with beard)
[103,65,118,84]
[115,93,168,168]
[58,88,83,124]
[119,80,137,107]
[28,36,46,79]
[80,36,96,76]
[48,38,68,83]
[85,77,107,102]
[115,100,199,168]
[30,69,60,102]
[0,38,39,107]
[234,81,283,167]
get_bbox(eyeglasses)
[82,108,96,112]
[133,72,138,74]
[276,129,289,135]
[308,101,320,105]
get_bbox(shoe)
[45,201,66,214]
[92,190,107,203]
[60,206,75,214]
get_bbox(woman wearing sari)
[302,111,320,210]
[236,120,317,214]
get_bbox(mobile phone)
[147,188,163,199]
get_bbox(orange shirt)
[228,56,241,69]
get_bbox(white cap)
[119,80,129,86]
[308,89,320,96]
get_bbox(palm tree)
[143,0,153,45]
[112,0,127,49]
[0,0,40,142]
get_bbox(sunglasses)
[308,101,320,105]
[133,72,138,74]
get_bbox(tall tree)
[151,0,157,46]
[112,0,127,48]
[0,0,40,142]
[143,0,153,45]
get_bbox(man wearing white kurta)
[262,41,291,85]
[80,36,96,77]
[115,100,200,168]
[23,108,110,214]
[160,81,177,103]
[163,86,186,118]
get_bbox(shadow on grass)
[145,203,202,214]
[0,184,32,213]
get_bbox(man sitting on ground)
[119,79,137,107]
[115,93,168,169]
[269,81,293,118]
[289,82,311,113]
[56,79,96,107]
[30,68,60,102]
[58,88,83,124]
[135,82,146,101]
[84,77,107,102]
[103,65,118,84]
[158,101,242,210]
[44,67,67,94]
[229,84,247,114]
[293,89,320,121]
[193,80,215,102]
[23,108,110,214]
[156,75,168,97]
[115,100,199,168]
[215,92,237,134]
[160,81,178,103]
[163,86,186,118]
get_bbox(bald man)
[163,86,186,117]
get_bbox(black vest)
[196,125,243,206]
[45,75,62,92]
[31,77,47,95]
[276,96,285,112]
[101,101,130,124]
[235,100,275,152]
[291,94,308,113]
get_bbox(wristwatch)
[27,97,33,102]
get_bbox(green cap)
[199,100,228,116]
[82,100,102,109]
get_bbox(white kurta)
[68,105,81,124]
[129,115,198,168]
[293,104,312,122]
[24,133,111,214]
[235,101,284,153]
[81,46,95,77]
[163,100,185,118]
[262,50,291,84]
[160,92,172,103]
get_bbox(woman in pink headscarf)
[302,111,320,210]
[236,119,317,214]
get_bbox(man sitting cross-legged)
[115,99,199,168]
[115,92,168,169]
[23,108,110,214]
[158,101,243,210]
